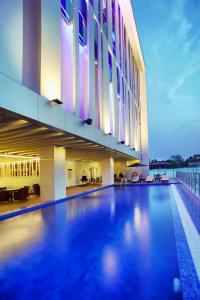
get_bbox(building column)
[88,1,95,123]
[40,0,61,100]
[140,70,149,176]
[40,146,66,201]
[73,0,80,116]
[101,157,114,186]
[0,0,23,83]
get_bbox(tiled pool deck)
[171,185,200,299]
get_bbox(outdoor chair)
[0,190,10,203]
[24,186,30,197]
[161,175,169,182]
[33,184,40,196]
[145,176,154,183]
[120,177,127,184]
[81,176,88,185]
[14,188,28,202]
[154,174,161,182]
[139,175,145,183]
[131,176,139,183]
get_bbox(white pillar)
[101,157,114,186]
[40,146,66,201]
[88,2,95,123]
[73,0,80,116]
[0,0,23,83]
[40,0,61,100]
[140,71,149,176]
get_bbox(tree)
[151,159,158,163]
[170,155,184,163]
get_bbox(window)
[98,0,101,22]
[61,0,73,23]
[102,0,108,37]
[117,66,120,96]
[101,33,104,67]
[108,51,112,82]
[118,5,122,68]
[123,26,127,80]
[94,19,99,62]
[79,0,87,45]
[90,0,94,8]
[112,0,116,55]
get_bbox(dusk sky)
[133,0,200,160]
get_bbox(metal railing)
[176,171,200,197]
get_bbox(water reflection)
[123,221,133,244]
[66,193,104,221]
[110,199,116,218]
[0,212,44,262]
[102,247,118,279]
[134,206,141,231]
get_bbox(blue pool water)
[0,186,183,299]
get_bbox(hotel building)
[0,0,148,201]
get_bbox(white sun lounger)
[161,175,169,182]
[145,176,154,183]
[131,176,139,183]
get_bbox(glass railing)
[176,171,200,197]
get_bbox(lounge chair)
[14,188,28,202]
[0,190,11,203]
[33,184,40,196]
[120,177,127,184]
[131,176,139,183]
[81,176,88,185]
[145,176,154,183]
[161,175,169,182]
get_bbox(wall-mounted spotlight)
[119,141,125,144]
[132,147,136,151]
[82,118,93,125]
[49,98,63,106]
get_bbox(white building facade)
[0,0,148,201]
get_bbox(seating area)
[0,184,41,205]
[0,183,104,216]
[118,174,169,184]
[80,176,102,186]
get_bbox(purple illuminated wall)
[79,45,89,120]
[61,18,74,112]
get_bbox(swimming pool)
[0,185,198,299]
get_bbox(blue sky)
[133,0,200,160]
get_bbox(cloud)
[168,62,200,102]
[133,0,200,157]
